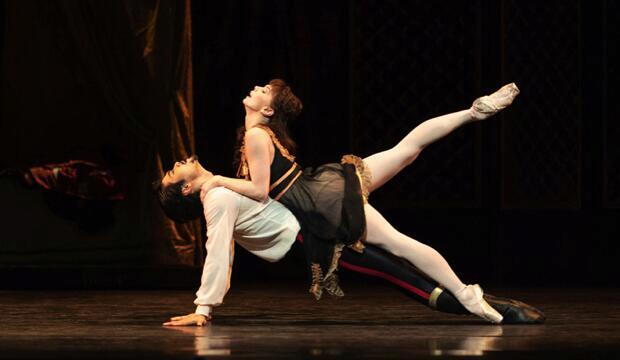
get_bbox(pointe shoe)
[455,284,504,324]
[470,83,520,120]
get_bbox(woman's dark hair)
[267,78,303,131]
[152,178,202,223]
[234,79,303,171]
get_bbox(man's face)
[162,155,201,188]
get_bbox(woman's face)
[242,84,274,113]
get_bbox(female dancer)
[199,80,520,323]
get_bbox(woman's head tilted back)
[153,156,210,223]
[241,79,303,154]
[243,79,303,124]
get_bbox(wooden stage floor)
[0,284,619,359]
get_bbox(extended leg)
[338,243,545,324]
[363,203,502,323]
[293,234,545,323]
[339,242,466,314]
[363,204,466,295]
[363,83,520,193]
[293,234,466,314]
[363,109,473,192]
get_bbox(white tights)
[362,109,473,295]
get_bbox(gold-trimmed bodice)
[236,124,302,200]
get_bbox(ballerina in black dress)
[200,79,520,323]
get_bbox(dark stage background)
[1,0,618,288]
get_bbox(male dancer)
[155,157,544,326]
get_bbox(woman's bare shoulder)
[245,126,272,145]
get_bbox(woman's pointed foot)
[455,284,504,324]
[470,83,520,120]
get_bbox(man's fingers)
[163,314,210,327]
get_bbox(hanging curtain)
[0,0,202,266]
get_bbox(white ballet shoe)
[455,284,504,324]
[470,83,520,120]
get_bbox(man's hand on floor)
[162,313,210,326]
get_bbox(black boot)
[340,243,545,324]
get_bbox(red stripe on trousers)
[339,260,431,300]
[296,234,430,300]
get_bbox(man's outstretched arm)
[163,187,239,326]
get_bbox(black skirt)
[278,155,371,300]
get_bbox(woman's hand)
[163,313,211,326]
[200,175,222,202]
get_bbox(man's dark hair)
[152,178,203,223]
